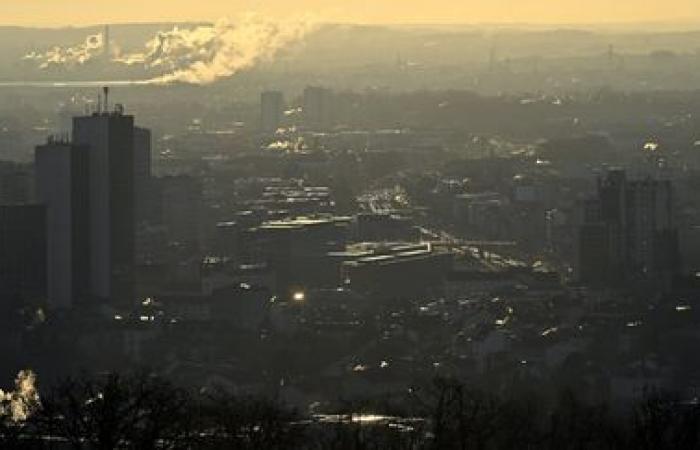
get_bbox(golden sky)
[3,0,699,27]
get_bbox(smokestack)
[103,86,109,113]
[104,24,110,63]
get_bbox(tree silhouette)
[32,371,194,449]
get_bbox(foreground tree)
[631,388,700,450]
[200,390,302,450]
[428,378,501,450]
[32,371,193,449]
[8,371,700,450]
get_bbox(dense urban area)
[1,21,700,448]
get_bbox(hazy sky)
[3,0,700,27]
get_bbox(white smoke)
[113,25,219,69]
[135,14,315,85]
[0,370,40,422]
[23,14,316,85]
[23,33,104,69]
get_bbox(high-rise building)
[260,91,285,132]
[134,126,152,225]
[577,222,612,284]
[303,86,333,130]
[35,138,90,309]
[72,105,135,303]
[0,204,47,303]
[0,162,34,205]
[157,175,203,251]
[576,169,679,287]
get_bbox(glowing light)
[541,327,558,336]
[644,142,660,152]
[0,370,39,422]
[293,291,306,302]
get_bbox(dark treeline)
[2,372,700,449]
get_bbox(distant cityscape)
[0,81,697,405]
[1,17,700,448]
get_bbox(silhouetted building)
[577,222,611,284]
[134,126,152,225]
[577,169,679,288]
[0,204,46,303]
[247,217,349,296]
[303,86,333,130]
[341,243,452,298]
[0,162,33,204]
[35,138,90,309]
[354,213,419,242]
[260,91,285,132]
[214,221,240,259]
[73,107,135,303]
[157,175,203,251]
[453,192,509,240]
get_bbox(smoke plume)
[22,14,316,85]
[23,33,104,69]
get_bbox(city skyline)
[2,2,700,446]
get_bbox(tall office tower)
[35,138,90,309]
[134,126,152,225]
[0,204,47,303]
[260,91,285,132]
[597,169,629,280]
[627,176,676,279]
[72,103,135,303]
[0,162,34,205]
[303,86,333,130]
[577,169,679,287]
